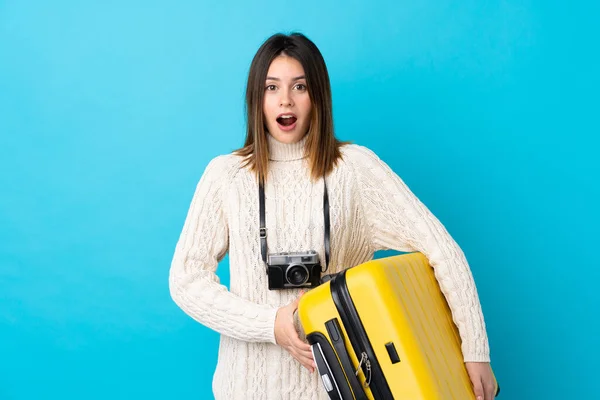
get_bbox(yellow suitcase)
[298,252,499,400]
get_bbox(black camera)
[266,250,322,290]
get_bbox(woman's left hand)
[465,362,497,400]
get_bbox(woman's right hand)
[274,291,315,373]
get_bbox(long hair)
[234,32,348,184]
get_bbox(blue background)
[1,1,598,399]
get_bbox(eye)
[294,83,307,91]
[265,84,277,91]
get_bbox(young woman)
[169,32,496,400]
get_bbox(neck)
[267,133,308,161]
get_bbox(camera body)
[266,250,322,290]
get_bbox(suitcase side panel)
[346,252,478,399]
[404,255,476,398]
[346,255,437,399]
[404,255,500,397]
[391,253,475,399]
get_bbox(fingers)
[276,290,315,372]
[287,332,313,371]
[465,362,491,400]
[293,343,313,360]
[484,379,496,399]
[287,324,312,361]
[288,325,310,350]
[472,377,484,400]
[291,347,315,371]
[284,318,314,371]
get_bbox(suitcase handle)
[325,318,369,400]
[308,332,355,400]
[312,341,343,400]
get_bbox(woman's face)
[263,55,312,144]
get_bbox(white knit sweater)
[169,134,490,399]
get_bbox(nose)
[279,89,293,107]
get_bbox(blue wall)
[1,1,598,399]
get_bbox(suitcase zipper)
[355,352,372,387]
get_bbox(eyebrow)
[265,75,306,81]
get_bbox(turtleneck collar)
[267,133,308,161]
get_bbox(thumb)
[289,290,305,310]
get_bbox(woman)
[169,32,496,400]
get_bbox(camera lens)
[285,264,309,286]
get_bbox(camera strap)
[259,178,330,272]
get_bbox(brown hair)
[234,32,349,183]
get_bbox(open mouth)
[276,114,298,128]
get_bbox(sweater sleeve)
[169,155,279,344]
[348,145,490,362]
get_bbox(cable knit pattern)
[169,134,490,399]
